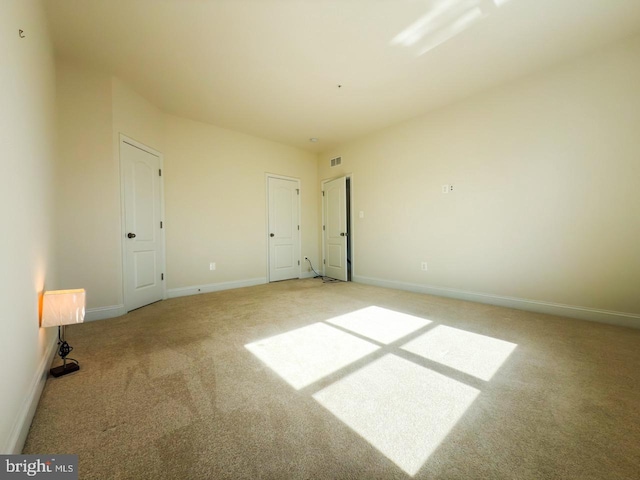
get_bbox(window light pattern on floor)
[313,354,479,476]
[245,306,517,476]
[327,305,431,344]
[245,322,379,390]
[401,324,517,381]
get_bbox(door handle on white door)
[127,233,136,239]
[270,233,275,237]
[340,232,347,236]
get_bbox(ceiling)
[44,0,640,153]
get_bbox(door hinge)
[296,188,300,195]
[160,221,163,228]
[323,259,326,265]
[161,273,164,280]
[159,169,162,176]
[297,225,300,231]
[322,191,325,197]
[298,260,300,266]
[323,225,325,231]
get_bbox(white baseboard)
[85,304,126,322]
[167,277,267,299]
[353,275,640,329]
[6,332,58,454]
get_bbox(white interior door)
[121,139,164,311]
[268,176,300,282]
[323,176,347,281]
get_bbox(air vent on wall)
[330,156,342,167]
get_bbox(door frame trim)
[265,173,301,282]
[119,134,167,311]
[321,173,354,280]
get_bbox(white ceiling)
[44,0,640,152]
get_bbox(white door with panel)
[268,177,300,282]
[323,176,347,281]
[121,139,164,311]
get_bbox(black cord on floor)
[306,258,341,283]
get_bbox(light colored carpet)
[23,279,640,479]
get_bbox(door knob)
[340,232,347,237]
[127,233,136,239]
[270,233,275,237]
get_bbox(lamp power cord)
[57,326,79,366]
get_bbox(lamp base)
[50,362,80,377]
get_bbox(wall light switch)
[209,262,216,271]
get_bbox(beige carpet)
[23,279,640,479]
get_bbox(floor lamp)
[41,289,86,377]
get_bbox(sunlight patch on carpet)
[313,354,479,476]
[326,306,431,344]
[402,325,517,381]
[245,323,379,390]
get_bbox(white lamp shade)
[41,289,86,328]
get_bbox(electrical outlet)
[209,262,216,271]
[442,184,449,194]
[421,262,428,271]
[304,256,309,261]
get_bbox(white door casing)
[121,137,165,311]
[323,176,348,281]
[268,176,300,282]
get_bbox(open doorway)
[322,175,352,282]
[346,177,352,281]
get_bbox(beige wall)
[52,35,639,320]
[56,62,118,307]
[319,34,640,317]
[164,114,319,289]
[0,0,58,452]
[112,77,165,153]
[54,66,165,310]
[55,63,319,307]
